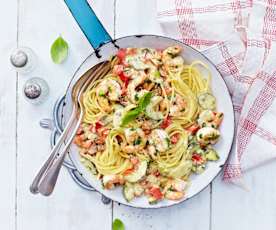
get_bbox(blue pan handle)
[64,0,112,50]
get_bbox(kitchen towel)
[157,0,276,183]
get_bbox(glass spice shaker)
[10,47,36,74]
[23,77,49,105]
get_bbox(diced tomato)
[186,124,200,135]
[117,49,127,63]
[96,128,109,145]
[192,153,204,164]
[130,157,139,165]
[113,64,124,75]
[164,87,172,95]
[82,140,93,149]
[116,135,123,143]
[101,128,109,137]
[119,72,130,84]
[127,48,137,55]
[170,133,180,144]
[120,74,130,96]
[123,167,135,176]
[153,171,160,177]
[160,116,172,129]
[121,85,128,96]
[76,126,84,135]
[74,135,83,147]
[95,121,103,132]
[148,187,163,200]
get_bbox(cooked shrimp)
[122,128,146,153]
[165,191,184,200]
[147,145,157,159]
[127,73,148,103]
[149,129,170,152]
[145,96,164,120]
[74,135,93,149]
[141,120,153,132]
[142,81,155,91]
[171,179,187,192]
[125,128,146,144]
[124,53,149,70]
[142,48,162,66]
[165,56,184,73]
[198,110,224,128]
[97,79,122,101]
[162,45,182,63]
[113,108,124,127]
[169,94,186,116]
[159,100,168,112]
[196,127,220,145]
[102,175,124,189]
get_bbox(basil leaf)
[50,36,69,64]
[121,108,140,126]
[120,92,152,126]
[138,92,152,110]
[112,218,125,230]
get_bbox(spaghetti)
[74,46,224,203]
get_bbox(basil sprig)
[121,92,152,126]
[50,36,69,64]
[112,218,125,230]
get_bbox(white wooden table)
[2,0,276,229]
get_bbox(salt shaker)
[10,47,36,74]
[23,77,49,104]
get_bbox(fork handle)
[29,107,77,194]
[37,116,83,196]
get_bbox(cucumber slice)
[148,196,158,205]
[206,149,220,161]
[133,183,144,196]
[125,161,148,183]
[198,93,216,110]
[123,183,135,202]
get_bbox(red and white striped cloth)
[157,0,276,183]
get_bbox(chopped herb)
[199,134,203,139]
[202,122,206,127]
[154,70,161,78]
[112,218,125,230]
[138,92,152,109]
[218,113,223,118]
[135,93,139,101]
[121,109,141,126]
[130,127,136,131]
[120,92,152,126]
[108,86,112,92]
[98,90,106,97]
[180,108,185,112]
[134,138,141,145]
[165,137,171,146]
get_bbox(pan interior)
[61,35,234,209]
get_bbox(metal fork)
[30,61,111,195]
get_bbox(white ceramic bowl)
[62,35,234,208]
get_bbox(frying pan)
[62,0,234,208]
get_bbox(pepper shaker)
[10,47,36,74]
[23,77,49,104]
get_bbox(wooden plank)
[113,1,211,229]
[212,163,276,230]
[0,0,17,229]
[115,0,163,39]
[16,0,114,229]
